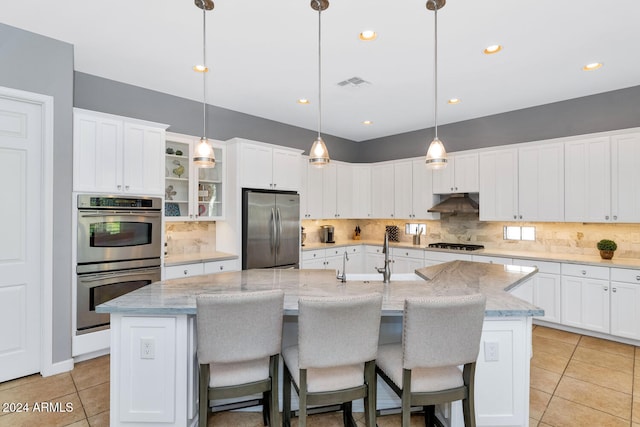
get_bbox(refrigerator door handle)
[270,208,276,253]
[276,207,283,253]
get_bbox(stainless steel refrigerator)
[242,189,300,269]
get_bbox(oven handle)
[79,267,161,282]
[80,212,161,218]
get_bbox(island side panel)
[110,314,194,427]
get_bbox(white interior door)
[0,95,42,381]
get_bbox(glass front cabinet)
[164,132,225,221]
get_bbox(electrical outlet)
[140,338,155,360]
[484,341,499,362]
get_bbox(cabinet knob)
[513,215,517,219]
[519,215,523,219]
[613,215,618,220]
[604,287,608,292]
[117,185,122,190]
[183,270,188,275]
[581,270,586,275]
[612,288,617,293]
[125,185,130,190]
[605,215,609,220]
[390,214,394,217]
[219,265,224,270]
[636,276,640,281]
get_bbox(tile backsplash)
[302,215,640,258]
[165,222,216,256]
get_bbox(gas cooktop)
[428,243,485,251]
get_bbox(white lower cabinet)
[561,264,610,333]
[424,251,473,265]
[392,248,425,273]
[472,255,512,265]
[610,268,640,340]
[302,246,364,274]
[164,259,239,280]
[365,246,387,274]
[513,259,561,323]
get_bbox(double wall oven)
[76,194,162,334]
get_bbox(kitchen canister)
[385,225,399,242]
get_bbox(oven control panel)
[78,194,162,210]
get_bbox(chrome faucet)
[376,232,392,283]
[336,250,349,283]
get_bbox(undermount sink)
[344,273,423,282]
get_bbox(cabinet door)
[123,123,165,195]
[611,133,640,222]
[510,278,534,304]
[240,143,273,189]
[371,164,394,218]
[299,157,309,218]
[393,161,413,219]
[561,277,609,333]
[336,163,353,218]
[164,263,204,280]
[324,256,343,274]
[610,281,640,340]
[432,158,454,194]
[352,165,372,218]
[306,164,324,219]
[564,137,610,222]
[533,273,561,323]
[73,112,123,193]
[412,159,438,220]
[479,149,518,221]
[303,258,326,270]
[454,153,479,193]
[322,163,337,219]
[272,148,301,190]
[518,143,564,222]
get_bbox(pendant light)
[308,0,330,168]
[425,0,448,170]
[193,0,215,168]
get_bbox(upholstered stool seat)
[283,293,383,427]
[376,293,486,427]
[196,290,284,427]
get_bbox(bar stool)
[196,290,284,427]
[282,293,383,427]
[376,294,486,427]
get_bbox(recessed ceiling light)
[193,64,209,72]
[483,44,502,55]
[448,98,461,105]
[582,62,603,71]
[359,30,377,41]
[297,98,310,104]
[362,120,373,125]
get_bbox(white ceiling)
[3,0,640,142]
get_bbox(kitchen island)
[98,261,540,427]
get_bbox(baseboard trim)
[41,358,74,377]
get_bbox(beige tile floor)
[0,325,638,426]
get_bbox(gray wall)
[355,85,640,163]
[74,72,358,161]
[0,23,74,363]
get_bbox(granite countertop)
[97,260,541,317]
[164,251,238,267]
[302,240,640,269]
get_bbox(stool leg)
[269,355,280,427]
[401,369,412,427]
[283,365,292,427]
[424,405,435,427]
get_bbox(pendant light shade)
[308,0,330,168]
[309,136,330,166]
[425,0,448,169]
[194,136,215,168]
[194,0,215,168]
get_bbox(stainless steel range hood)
[427,193,479,214]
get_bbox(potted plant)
[596,239,617,259]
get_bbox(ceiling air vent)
[337,76,370,87]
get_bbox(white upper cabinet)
[479,148,518,221]
[517,142,564,222]
[351,165,372,218]
[321,163,338,218]
[479,142,563,222]
[564,137,611,222]
[300,156,323,219]
[371,163,395,218]
[432,152,479,194]
[235,139,302,191]
[393,160,438,220]
[611,132,640,222]
[335,163,353,218]
[73,109,167,195]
